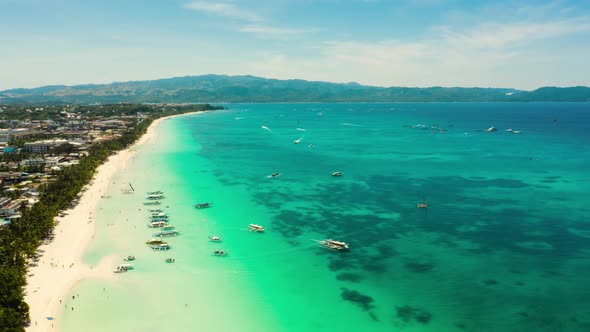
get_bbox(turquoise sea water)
[59,103,590,331]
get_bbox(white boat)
[150,243,171,251]
[146,194,164,200]
[149,221,169,228]
[512,130,521,134]
[294,137,303,144]
[208,236,222,242]
[123,255,135,261]
[149,208,164,213]
[319,239,350,251]
[143,201,160,206]
[119,264,134,270]
[485,127,497,132]
[114,266,127,273]
[153,230,179,237]
[248,224,265,232]
[147,191,163,195]
[332,171,343,177]
[268,173,281,178]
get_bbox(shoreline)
[24,111,207,332]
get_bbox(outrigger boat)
[331,171,343,177]
[319,239,350,251]
[114,264,134,273]
[150,212,167,218]
[153,230,179,237]
[123,255,136,261]
[146,239,168,245]
[148,221,170,228]
[248,224,265,232]
[194,202,212,209]
[212,250,228,256]
[162,225,176,231]
[143,201,160,206]
[208,236,222,242]
[150,243,171,251]
[147,191,163,195]
[114,266,128,273]
[146,194,164,200]
[150,215,169,221]
[149,208,164,213]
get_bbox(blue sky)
[1,0,589,90]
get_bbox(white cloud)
[184,1,261,22]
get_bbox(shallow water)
[60,103,590,331]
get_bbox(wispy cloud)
[438,18,590,49]
[238,24,310,38]
[183,1,261,22]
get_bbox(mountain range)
[1,75,589,104]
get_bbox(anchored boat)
[212,250,228,256]
[319,239,350,251]
[248,224,265,232]
[194,202,212,209]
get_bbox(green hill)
[1,75,589,104]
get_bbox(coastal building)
[0,199,25,217]
[0,128,31,143]
[24,139,69,154]
[23,159,45,167]
[44,156,62,167]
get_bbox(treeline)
[0,104,219,331]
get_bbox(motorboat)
[146,194,164,200]
[119,263,134,270]
[208,236,222,242]
[150,215,169,220]
[332,171,343,177]
[268,173,281,178]
[151,212,167,217]
[294,137,303,144]
[195,202,212,209]
[165,258,175,263]
[485,127,497,132]
[143,201,160,206]
[149,208,164,213]
[212,250,228,256]
[146,239,168,245]
[319,239,350,251]
[147,191,163,195]
[248,224,265,232]
[417,200,428,209]
[123,255,136,261]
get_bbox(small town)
[0,103,211,228]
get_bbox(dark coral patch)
[341,288,374,311]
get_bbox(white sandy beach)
[24,111,206,332]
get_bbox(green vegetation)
[0,104,221,331]
[1,75,589,103]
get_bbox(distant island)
[1,74,589,104]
